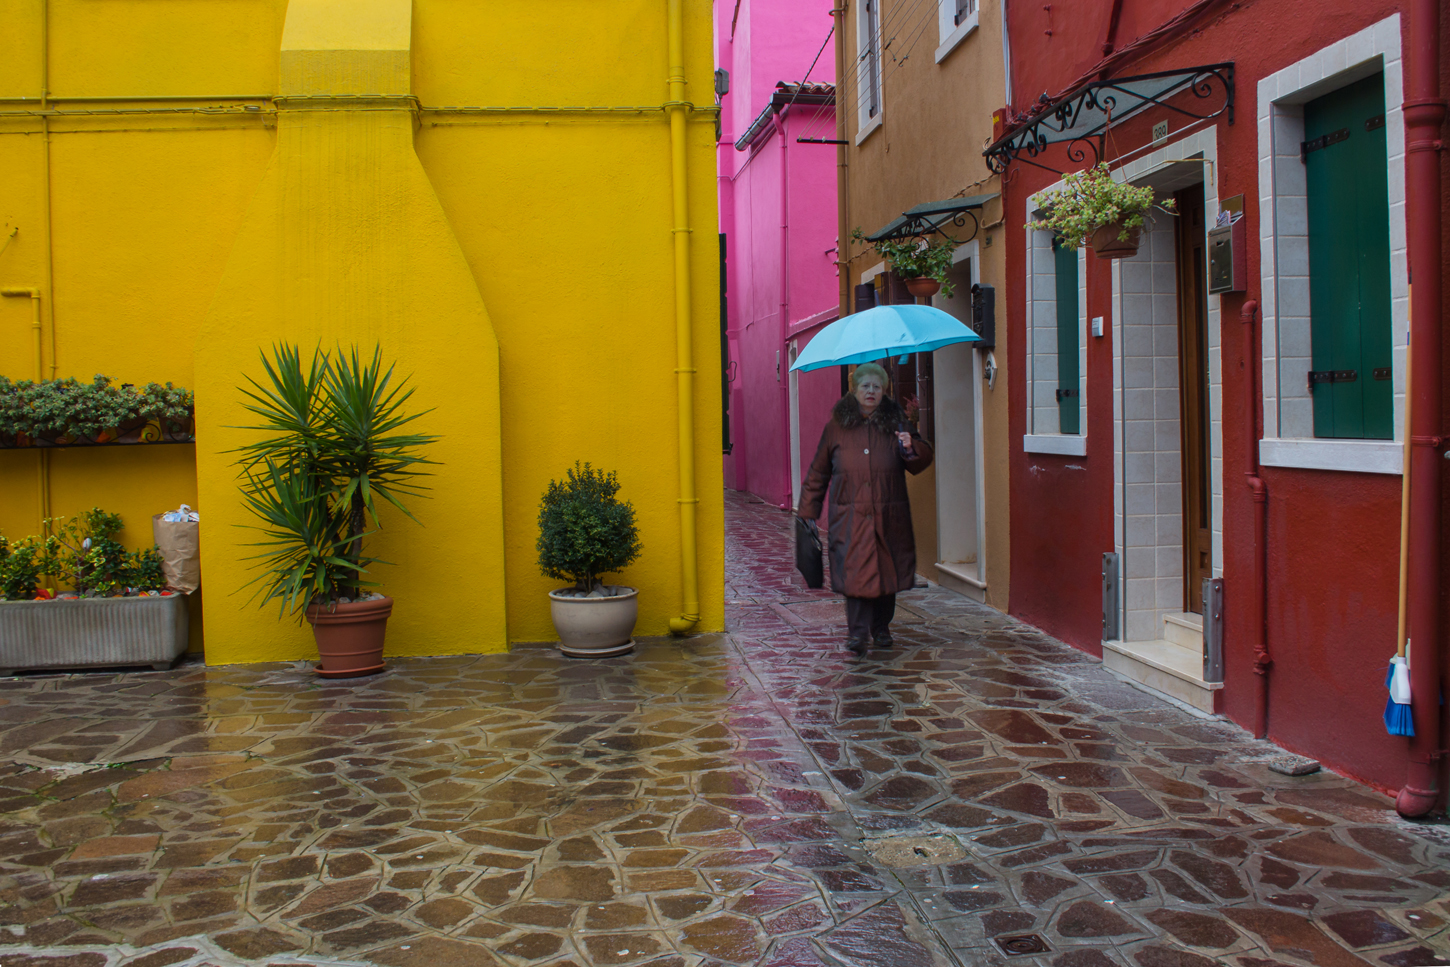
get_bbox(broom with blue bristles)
[1385,339,1414,737]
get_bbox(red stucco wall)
[1002,0,1450,793]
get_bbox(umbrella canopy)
[789,304,980,373]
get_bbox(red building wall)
[1001,0,1450,793]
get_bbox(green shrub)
[537,463,641,592]
[0,509,167,599]
[0,536,47,600]
[0,375,193,438]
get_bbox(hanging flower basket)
[1091,221,1143,260]
[904,277,942,298]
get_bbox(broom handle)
[1395,325,1413,659]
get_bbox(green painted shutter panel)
[1054,239,1080,435]
[1305,72,1393,440]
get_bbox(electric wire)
[795,0,935,143]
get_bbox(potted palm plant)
[851,230,959,299]
[233,344,437,678]
[537,463,642,658]
[1029,162,1175,259]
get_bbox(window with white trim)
[937,0,978,63]
[1256,15,1408,475]
[1025,222,1087,453]
[856,0,882,134]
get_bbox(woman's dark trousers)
[846,594,896,642]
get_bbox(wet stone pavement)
[1,490,1448,967]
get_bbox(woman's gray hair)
[850,362,890,393]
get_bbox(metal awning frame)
[864,193,999,244]
[984,63,1234,176]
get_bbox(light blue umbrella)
[789,304,980,372]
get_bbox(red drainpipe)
[777,110,794,510]
[1398,0,1447,819]
[1241,299,1271,738]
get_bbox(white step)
[1163,611,1203,650]
[1103,637,1221,714]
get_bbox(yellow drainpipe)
[665,0,699,634]
[2,286,51,528]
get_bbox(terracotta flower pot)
[1091,221,1142,259]
[305,596,392,678]
[548,586,638,658]
[903,277,942,298]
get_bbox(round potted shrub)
[1028,162,1175,259]
[234,343,436,679]
[537,463,642,658]
[851,230,959,299]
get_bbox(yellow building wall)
[0,0,723,662]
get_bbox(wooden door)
[1175,184,1211,614]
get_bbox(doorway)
[931,253,987,598]
[1174,184,1211,613]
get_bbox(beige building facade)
[833,0,1011,608]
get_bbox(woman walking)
[798,362,933,656]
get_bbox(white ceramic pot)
[547,586,638,658]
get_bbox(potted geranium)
[1028,162,1175,259]
[852,230,959,299]
[0,509,184,675]
[537,463,642,658]
[233,343,436,679]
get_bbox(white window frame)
[1024,194,1088,457]
[855,0,884,144]
[1256,14,1407,475]
[935,0,978,64]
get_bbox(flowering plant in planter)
[0,512,184,676]
[0,509,166,601]
[0,375,193,444]
[851,230,959,298]
[1028,163,1175,252]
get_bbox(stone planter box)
[0,593,189,675]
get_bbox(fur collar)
[832,394,907,433]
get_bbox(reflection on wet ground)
[0,489,1447,967]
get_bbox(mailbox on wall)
[971,283,996,350]
[1207,217,1246,294]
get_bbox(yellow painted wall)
[0,0,723,662]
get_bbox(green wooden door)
[1305,72,1393,439]
[1053,239,1080,434]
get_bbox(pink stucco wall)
[716,0,839,507]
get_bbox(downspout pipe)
[1240,299,1271,738]
[833,3,849,320]
[666,0,701,635]
[777,111,793,510]
[1,287,51,531]
[1397,0,1446,819]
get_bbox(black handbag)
[794,516,824,589]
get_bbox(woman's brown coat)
[798,395,933,598]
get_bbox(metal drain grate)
[995,934,1051,956]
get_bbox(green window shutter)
[1054,239,1081,435]
[1305,72,1393,440]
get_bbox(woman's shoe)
[846,638,870,656]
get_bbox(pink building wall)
[716,0,839,508]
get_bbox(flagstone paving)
[1,489,1448,967]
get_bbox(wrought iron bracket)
[984,63,1235,175]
